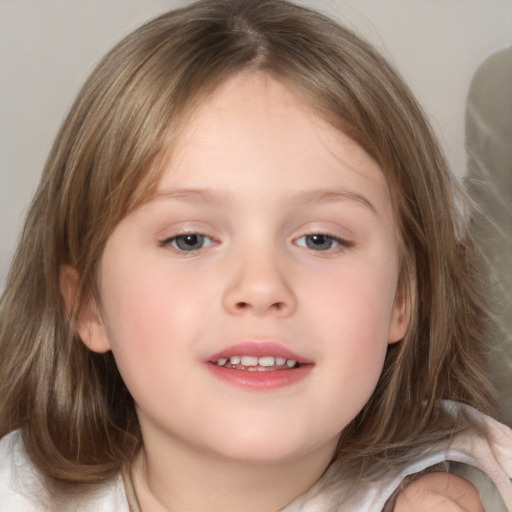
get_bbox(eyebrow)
[289,189,377,214]
[151,187,376,214]
[151,188,234,206]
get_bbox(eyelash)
[159,232,353,255]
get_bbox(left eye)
[162,233,215,252]
[295,234,350,251]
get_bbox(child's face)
[82,72,408,466]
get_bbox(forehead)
[153,71,391,214]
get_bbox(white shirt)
[1,404,511,511]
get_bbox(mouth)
[212,355,301,371]
[206,341,313,390]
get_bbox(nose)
[222,247,297,317]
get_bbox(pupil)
[306,234,332,250]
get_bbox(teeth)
[241,356,258,366]
[215,355,300,369]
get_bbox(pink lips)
[206,341,313,391]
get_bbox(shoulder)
[381,404,512,511]
[0,430,43,512]
[287,403,512,511]
[0,430,131,512]
[441,403,512,510]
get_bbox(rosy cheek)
[319,270,394,351]
[101,272,161,357]
[104,267,198,364]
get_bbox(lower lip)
[205,363,313,390]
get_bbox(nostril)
[234,301,285,312]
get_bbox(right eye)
[160,233,215,252]
[294,233,353,252]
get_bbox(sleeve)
[0,430,47,512]
[382,405,512,511]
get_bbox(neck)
[131,431,337,512]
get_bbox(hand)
[393,472,484,511]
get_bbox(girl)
[0,1,510,510]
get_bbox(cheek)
[102,255,205,337]
[98,261,207,394]
[315,265,399,342]
[306,262,398,408]
[327,301,389,390]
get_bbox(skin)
[394,473,484,512]
[64,71,480,511]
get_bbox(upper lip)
[207,341,313,364]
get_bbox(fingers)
[393,472,484,512]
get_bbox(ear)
[59,265,112,353]
[387,283,411,344]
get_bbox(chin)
[212,443,309,465]
[201,427,332,466]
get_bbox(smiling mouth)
[207,345,312,389]
[213,355,300,371]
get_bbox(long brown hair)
[0,0,496,499]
